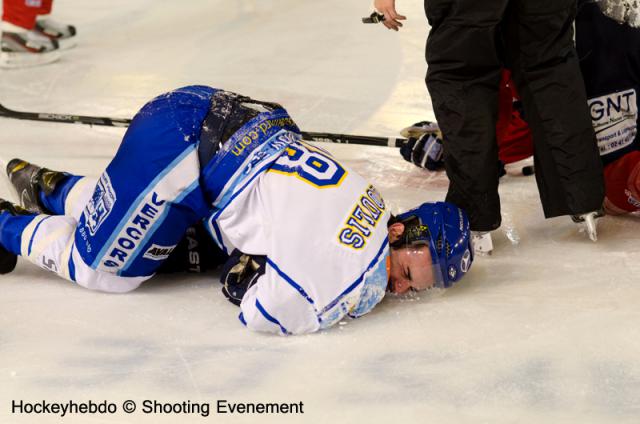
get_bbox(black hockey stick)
[0,102,131,127]
[299,131,404,147]
[0,101,535,174]
[0,102,406,147]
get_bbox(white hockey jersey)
[204,124,390,335]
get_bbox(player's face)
[388,245,436,294]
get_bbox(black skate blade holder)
[362,12,385,24]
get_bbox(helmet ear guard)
[389,215,431,248]
[392,202,473,288]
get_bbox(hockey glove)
[220,249,267,306]
[400,127,445,171]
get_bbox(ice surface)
[1,1,639,423]
[597,0,640,27]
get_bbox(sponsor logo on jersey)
[84,173,117,235]
[143,244,177,261]
[93,146,200,273]
[101,192,166,269]
[338,185,387,250]
[589,89,638,157]
[185,227,201,273]
[231,116,297,157]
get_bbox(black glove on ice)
[220,249,267,306]
[399,121,445,171]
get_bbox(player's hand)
[374,0,407,31]
[220,250,266,306]
[400,122,445,171]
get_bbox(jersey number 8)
[269,141,347,188]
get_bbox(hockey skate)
[571,210,604,242]
[0,22,60,68]
[34,17,77,50]
[471,231,493,256]
[0,199,31,274]
[6,158,67,214]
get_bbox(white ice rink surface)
[1,1,639,423]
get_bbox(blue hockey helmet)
[391,201,473,288]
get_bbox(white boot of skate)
[571,210,604,242]
[35,16,77,50]
[471,231,494,256]
[0,21,61,68]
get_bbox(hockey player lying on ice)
[402,0,640,219]
[0,86,473,335]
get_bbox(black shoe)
[0,198,30,274]
[6,159,67,214]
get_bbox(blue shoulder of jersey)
[201,108,301,208]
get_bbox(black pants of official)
[425,0,604,231]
